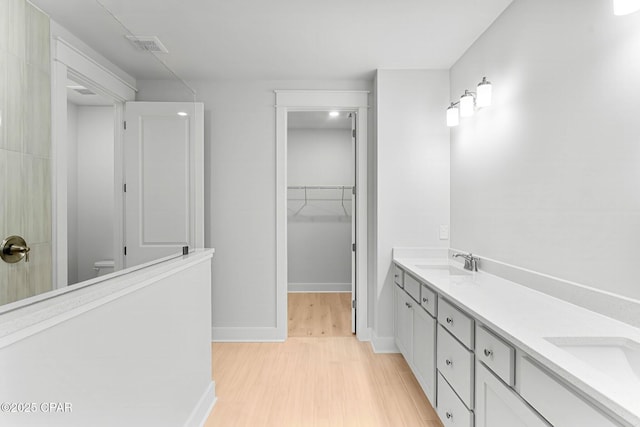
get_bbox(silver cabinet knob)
[484,349,493,357]
[445,359,452,366]
[446,317,453,324]
[1,235,31,263]
[422,297,428,303]
[446,412,452,419]
[407,303,412,309]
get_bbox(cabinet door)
[413,306,436,403]
[394,287,413,363]
[476,362,550,427]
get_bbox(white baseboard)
[212,326,285,342]
[357,326,372,342]
[370,333,399,354]
[184,381,216,427]
[288,283,351,293]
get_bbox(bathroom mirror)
[0,0,199,308]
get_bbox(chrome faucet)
[452,252,479,272]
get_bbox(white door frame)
[51,37,136,288]
[275,90,370,341]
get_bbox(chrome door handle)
[1,235,31,263]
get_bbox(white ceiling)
[32,0,513,81]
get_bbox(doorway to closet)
[287,111,355,337]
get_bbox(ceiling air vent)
[74,87,96,95]
[125,35,169,54]
[67,85,96,96]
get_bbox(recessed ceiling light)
[177,112,188,116]
[329,111,340,118]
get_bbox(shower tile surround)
[0,0,52,305]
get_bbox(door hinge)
[352,300,357,309]
[352,129,356,138]
[352,243,356,252]
[123,121,127,130]
[352,186,356,196]
[124,246,127,256]
[123,183,127,193]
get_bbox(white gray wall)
[136,79,371,336]
[66,105,114,284]
[0,255,213,427]
[287,128,353,292]
[374,70,451,344]
[450,0,640,301]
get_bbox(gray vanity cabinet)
[475,362,549,427]
[394,276,437,404]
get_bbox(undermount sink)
[545,336,640,389]
[414,265,471,276]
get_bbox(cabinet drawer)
[438,298,475,349]
[404,273,421,303]
[519,357,623,427]
[437,325,474,409]
[394,265,404,288]
[438,372,474,427]
[420,283,437,317]
[476,325,515,386]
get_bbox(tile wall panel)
[0,0,52,305]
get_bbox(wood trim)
[211,327,285,343]
[54,37,137,100]
[275,90,370,342]
[51,35,136,288]
[183,381,217,427]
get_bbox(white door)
[123,102,204,268]
[350,112,357,333]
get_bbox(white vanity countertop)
[394,256,640,426]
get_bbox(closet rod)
[287,185,353,190]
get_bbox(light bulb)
[446,104,459,127]
[460,91,475,117]
[476,77,492,108]
[613,0,640,15]
[329,111,340,117]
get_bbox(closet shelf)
[287,185,353,217]
[287,185,353,190]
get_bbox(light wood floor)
[205,293,443,427]
[288,293,353,337]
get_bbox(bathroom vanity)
[393,252,640,427]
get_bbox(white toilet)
[93,260,115,277]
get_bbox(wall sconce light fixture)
[613,0,640,15]
[446,103,459,127]
[446,77,492,127]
